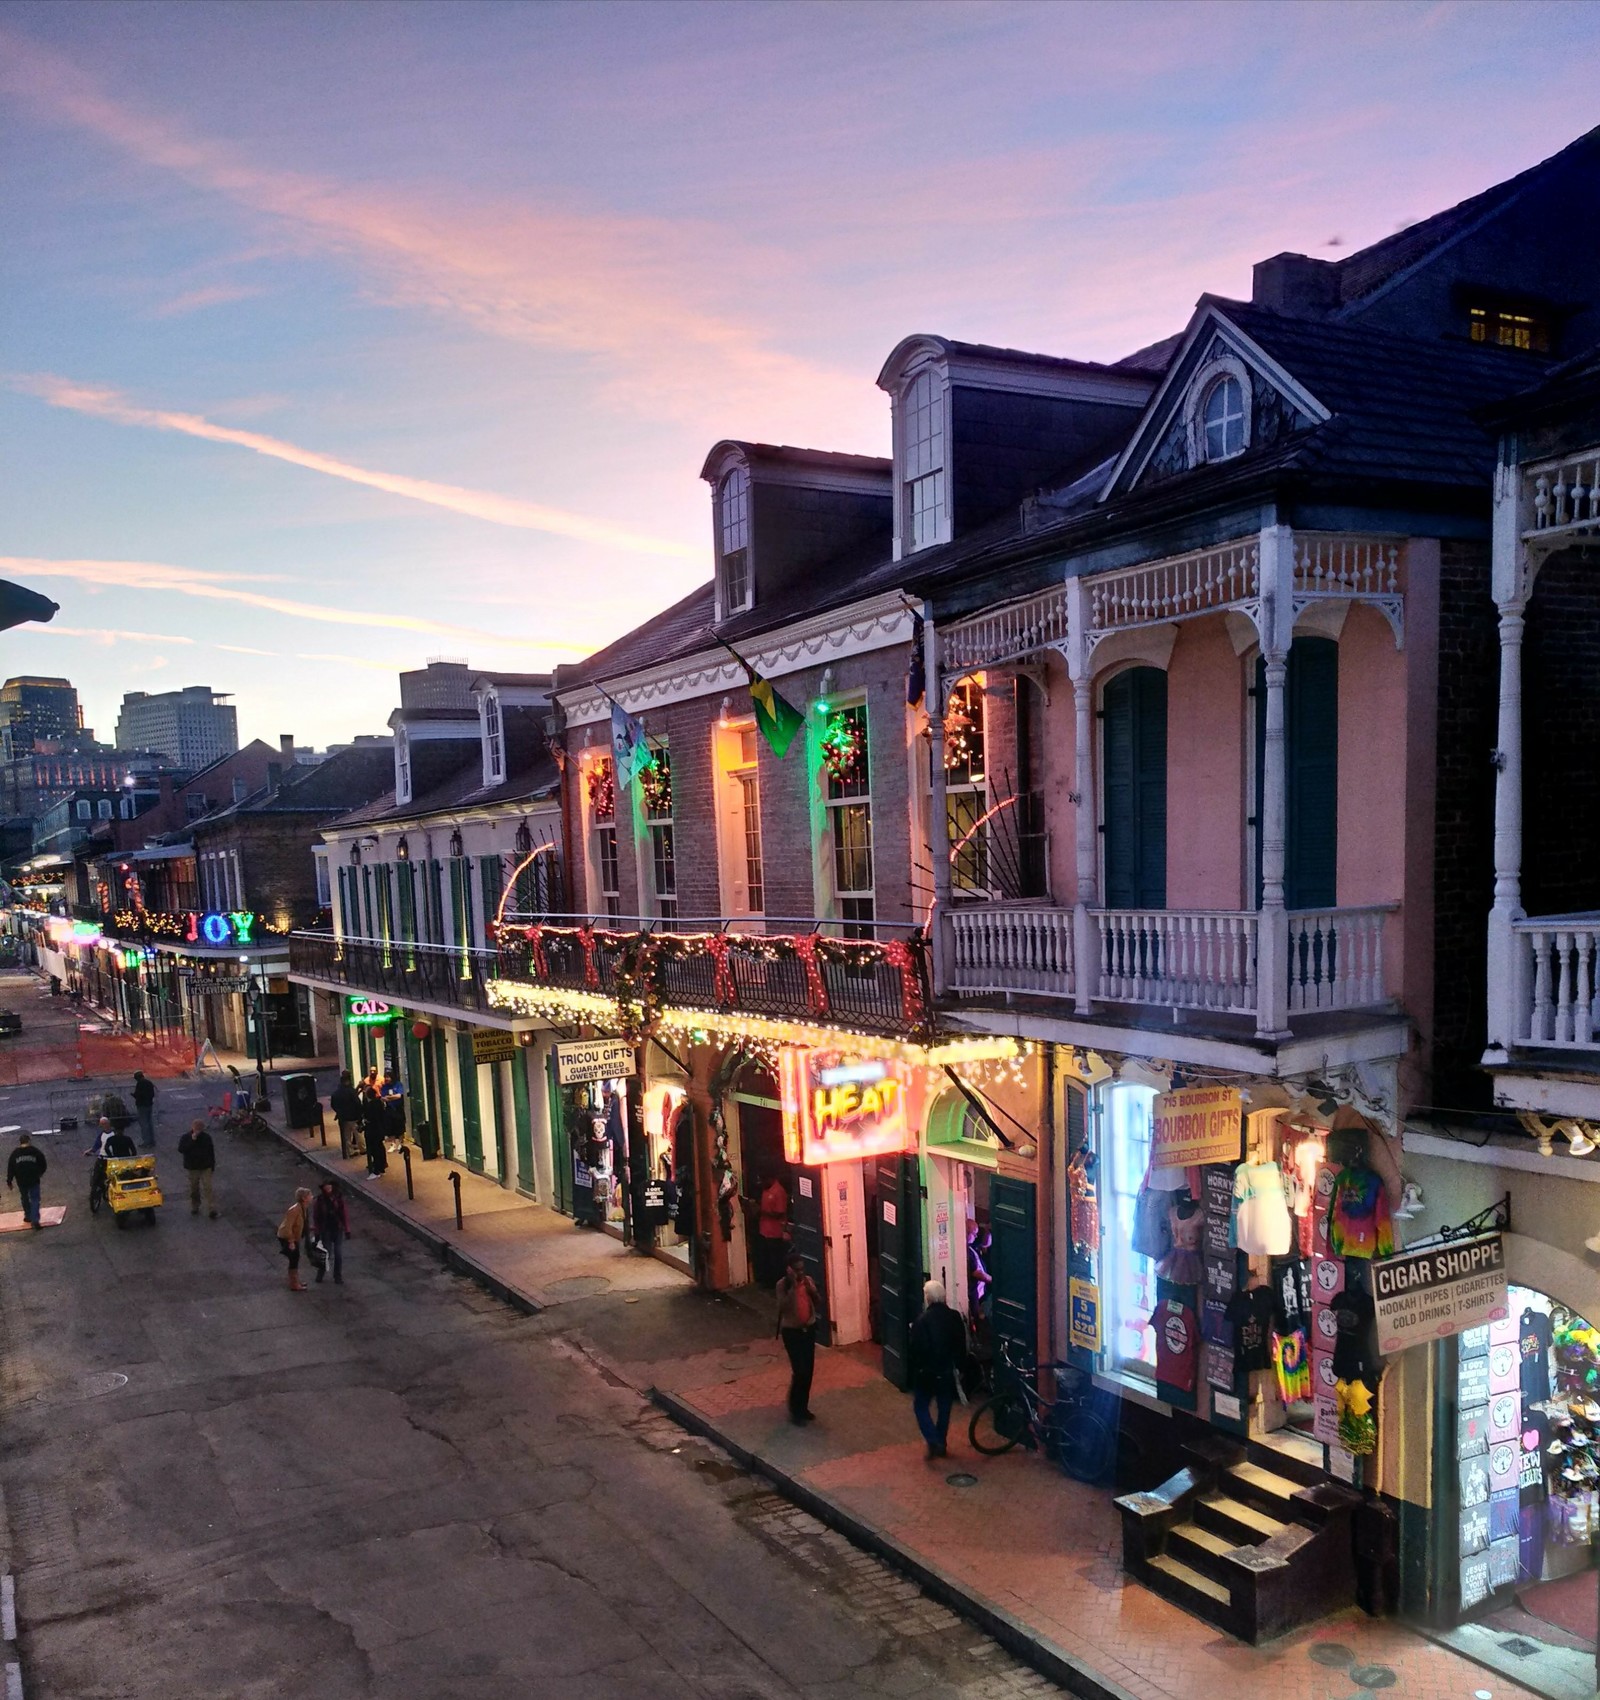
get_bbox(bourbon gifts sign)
[1371,1233,1509,1355]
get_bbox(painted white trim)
[1406,1128,1600,1183]
[559,591,916,728]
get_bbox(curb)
[263,1126,541,1317]
[649,1387,1142,1700]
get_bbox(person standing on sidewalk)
[908,1279,968,1459]
[277,1187,312,1291]
[131,1070,157,1149]
[311,1180,350,1285]
[360,1080,388,1177]
[775,1254,821,1425]
[6,1133,48,1229]
[177,1119,218,1218]
[330,1071,362,1161]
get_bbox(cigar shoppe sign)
[1371,1233,1508,1354]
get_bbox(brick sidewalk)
[267,1115,1533,1700]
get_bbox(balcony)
[289,931,502,1017]
[945,902,1396,1028]
[493,917,930,1039]
[1512,916,1600,1050]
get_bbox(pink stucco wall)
[1336,603,1407,910]
[1163,619,1246,909]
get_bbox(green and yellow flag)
[721,640,805,758]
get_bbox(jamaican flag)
[720,640,805,758]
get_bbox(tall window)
[1101,667,1168,910]
[903,368,947,552]
[588,757,621,920]
[1103,1084,1157,1378]
[719,466,752,615]
[944,679,988,894]
[717,724,764,916]
[395,729,411,804]
[643,744,676,921]
[1201,375,1246,461]
[484,691,504,782]
[737,771,763,913]
[823,703,874,935]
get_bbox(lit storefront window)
[1105,1083,1157,1377]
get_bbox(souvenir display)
[1233,1159,1293,1255]
[1132,1175,1176,1262]
[1336,1376,1376,1454]
[1328,1163,1395,1259]
[1225,1284,1274,1374]
[1068,1148,1099,1253]
[1157,1195,1204,1285]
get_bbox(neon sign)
[780,1047,912,1167]
[110,910,258,947]
[346,997,395,1028]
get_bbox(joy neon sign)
[189,911,256,946]
[779,1047,911,1167]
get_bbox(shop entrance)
[1440,1284,1600,1700]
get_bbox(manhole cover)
[1309,1643,1354,1669]
[1497,1638,1541,1659]
[35,1370,128,1404]
[544,1275,612,1298]
[1349,1667,1396,1689]
[946,1472,979,1488]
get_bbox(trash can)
[416,1119,438,1160]
[282,1072,321,1131]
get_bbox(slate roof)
[556,580,719,691]
[699,441,890,480]
[322,749,561,833]
[199,741,396,823]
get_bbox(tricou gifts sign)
[1371,1233,1508,1354]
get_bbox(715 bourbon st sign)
[1371,1233,1508,1354]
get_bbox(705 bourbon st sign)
[1371,1233,1508,1354]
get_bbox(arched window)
[1201,375,1246,461]
[902,367,947,552]
[718,466,751,613]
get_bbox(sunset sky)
[3,0,1597,748]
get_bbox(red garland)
[527,923,549,980]
[578,924,598,989]
[793,935,829,1015]
[883,938,924,1027]
[706,933,735,1006]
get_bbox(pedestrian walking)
[131,1070,157,1149]
[359,1081,388,1177]
[277,1187,313,1292]
[177,1119,218,1218]
[6,1133,48,1229]
[311,1180,350,1284]
[775,1253,821,1425]
[908,1279,968,1459]
[330,1071,363,1161]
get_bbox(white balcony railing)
[1517,916,1600,1049]
[1088,539,1260,635]
[1527,451,1600,541]
[940,586,1070,676]
[944,902,1396,1022]
[948,903,1074,997]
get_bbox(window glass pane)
[1104,1084,1157,1378]
[1202,376,1244,460]
[903,368,946,549]
[720,468,752,609]
[737,771,763,912]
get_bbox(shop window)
[823,703,873,936]
[1101,667,1168,910]
[944,678,989,895]
[1103,1083,1157,1379]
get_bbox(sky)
[2,0,1597,749]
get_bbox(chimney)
[279,734,296,760]
[1252,252,1339,318]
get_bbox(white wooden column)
[1486,452,1530,1059]
[1066,577,1097,1014]
[923,608,953,995]
[1255,523,1294,1038]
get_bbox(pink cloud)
[149,281,267,318]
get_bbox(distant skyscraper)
[114,686,239,769]
[0,676,83,760]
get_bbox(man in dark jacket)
[131,1070,157,1149]
[329,1072,363,1160]
[908,1279,968,1458]
[177,1119,218,1218]
[6,1133,47,1228]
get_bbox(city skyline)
[3,0,1598,747]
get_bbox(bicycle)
[88,1160,107,1216]
[967,1339,1118,1483]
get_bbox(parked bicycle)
[967,1338,1119,1482]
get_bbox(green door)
[550,1060,572,1215]
[432,1026,454,1157]
[511,1053,536,1197]
[456,1031,484,1171]
[875,1152,925,1391]
[1101,667,1168,909]
[989,1174,1037,1371]
[488,1059,507,1181]
[1254,636,1339,909]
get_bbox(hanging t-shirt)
[1273,1257,1311,1333]
[1328,1165,1395,1259]
[1330,1286,1380,1385]
[1519,1307,1553,1404]
[1068,1153,1099,1252]
[1155,1293,1198,1395]
[1225,1286,1275,1373]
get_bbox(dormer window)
[395,728,411,805]
[1201,375,1246,461]
[718,466,752,615]
[483,690,504,784]
[1469,303,1549,352]
[903,367,947,552]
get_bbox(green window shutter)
[360,866,373,937]
[337,867,350,935]
[479,855,504,933]
[456,1030,484,1170]
[1101,667,1167,909]
[448,859,463,945]
[1254,638,1339,910]
[397,863,416,944]
[989,1174,1038,1367]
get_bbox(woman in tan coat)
[278,1187,313,1292]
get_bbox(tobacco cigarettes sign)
[1371,1233,1508,1354]
[1150,1085,1242,1167]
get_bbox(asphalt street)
[0,1078,1063,1700]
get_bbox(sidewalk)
[266,1116,1535,1700]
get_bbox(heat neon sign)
[779,1047,912,1167]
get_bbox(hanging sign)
[779,1047,911,1166]
[555,1037,637,1085]
[1069,1277,1102,1353]
[471,1028,518,1065]
[1371,1233,1508,1354]
[346,997,395,1028]
[1151,1085,1242,1167]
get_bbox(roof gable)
[1103,303,1329,501]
